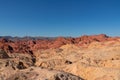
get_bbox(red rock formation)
[0,34,119,54]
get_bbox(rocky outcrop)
[1,67,83,80]
[34,43,120,80]
[0,49,9,58]
[0,34,119,54]
[0,34,120,80]
[53,72,83,80]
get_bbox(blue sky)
[0,0,120,37]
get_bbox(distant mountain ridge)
[0,36,58,41]
[0,34,109,40]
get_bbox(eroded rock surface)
[0,34,120,80]
[0,34,118,54]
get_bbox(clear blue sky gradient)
[0,0,120,37]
